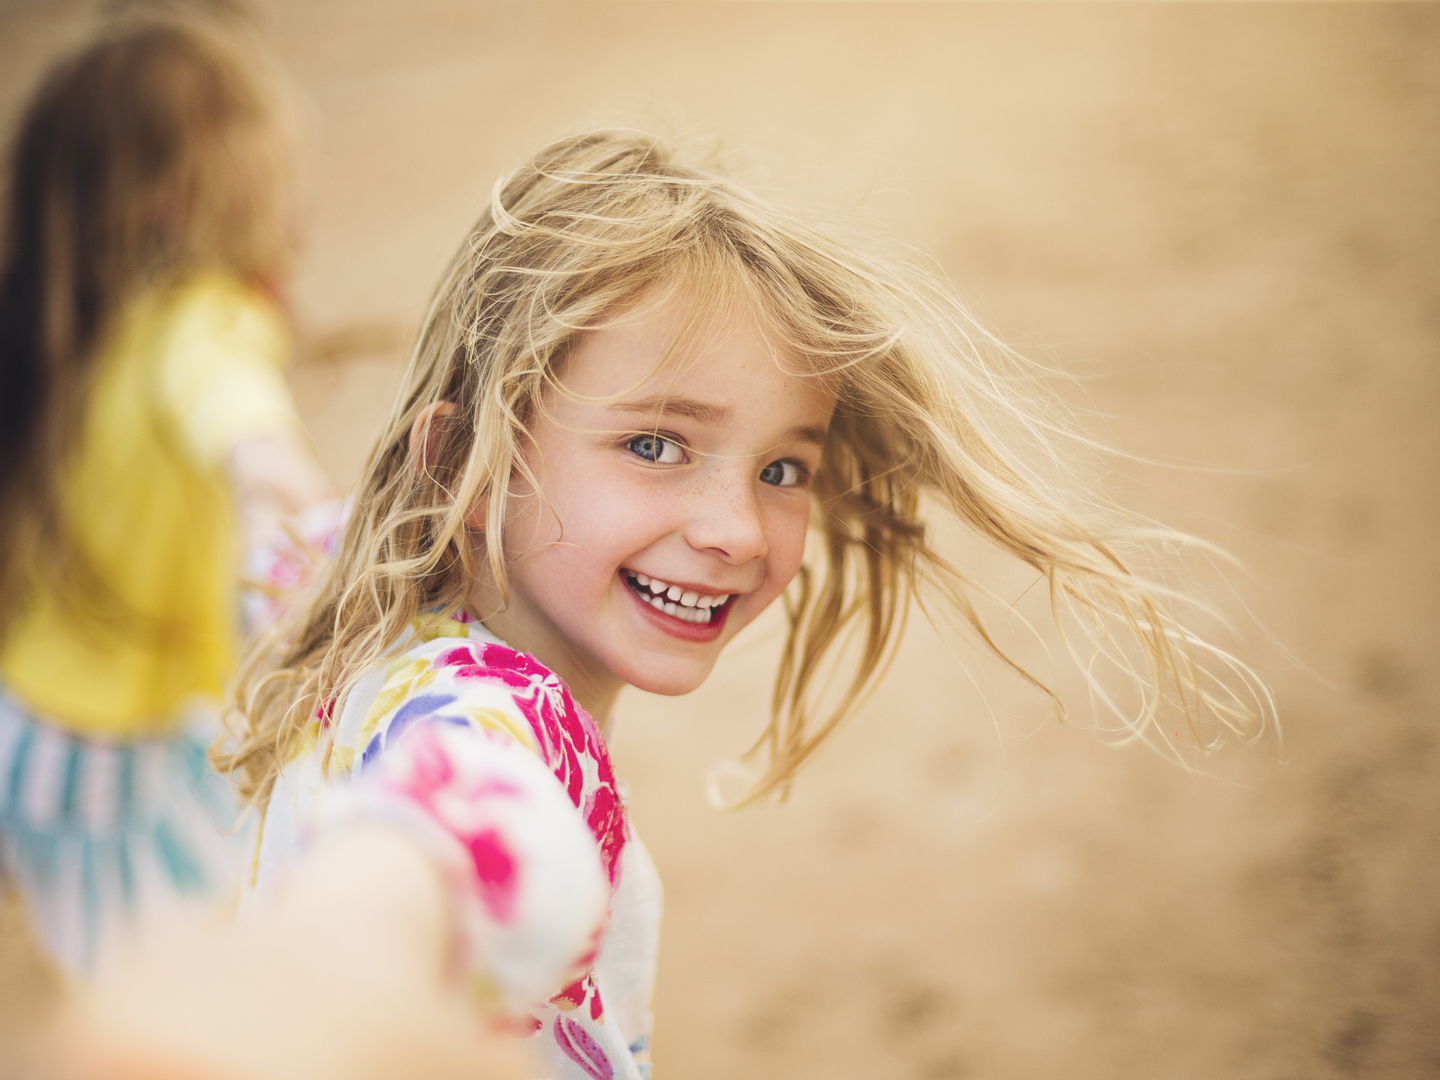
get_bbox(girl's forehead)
[564,289,824,397]
[552,293,836,431]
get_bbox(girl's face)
[476,295,835,720]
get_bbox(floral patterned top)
[248,614,662,1079]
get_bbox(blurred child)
[53,130,1268,1078]
[0,18,331,976]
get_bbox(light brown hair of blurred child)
[0,15,331,977]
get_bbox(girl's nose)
[683,474,768,564]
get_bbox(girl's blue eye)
[627,433,685,465]
[759,460,803,487]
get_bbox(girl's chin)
[619,660,716,699]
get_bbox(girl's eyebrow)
[610,394,828,447]
[610,394,730,426]
[786,423,830,448]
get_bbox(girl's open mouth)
[622,570,734,626]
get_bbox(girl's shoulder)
[164,268,279,315]
[105,268,296,467]
[154,270,288,366]
[118,270,281,352]
[331,614,627,885]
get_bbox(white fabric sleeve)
[315,716,609,1012]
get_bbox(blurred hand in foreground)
[39,827,534,1080]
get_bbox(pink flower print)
[551,977,587,1012]
[404,721,455,794]
[584,784,625,886]
[550,972,606,1022]
[554,1017,614,1080]
[466,827,517,922]
[429,639,628,888]
[353,699,612,1016]
[373,721,533,927]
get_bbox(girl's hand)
[41,828,534,1080]
[230,433,342,634]
[229,433,338,580]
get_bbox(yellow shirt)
[0,273,301,738]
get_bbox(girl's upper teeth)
[626,571,728,607]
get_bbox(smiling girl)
[58,130,1265,1080]
[473,297,832,712]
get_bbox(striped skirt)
[0,685,250,975]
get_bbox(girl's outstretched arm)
[43,824,534,1080]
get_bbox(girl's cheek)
[767,506,811,590]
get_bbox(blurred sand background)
[1,2,1437,1078]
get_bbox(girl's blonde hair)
[0,17,297,634]
[222,130,1270,808]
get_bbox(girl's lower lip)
[621,573,730,643]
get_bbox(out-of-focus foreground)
[2,3,1436,1078]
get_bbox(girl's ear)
[408,401,488,531]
